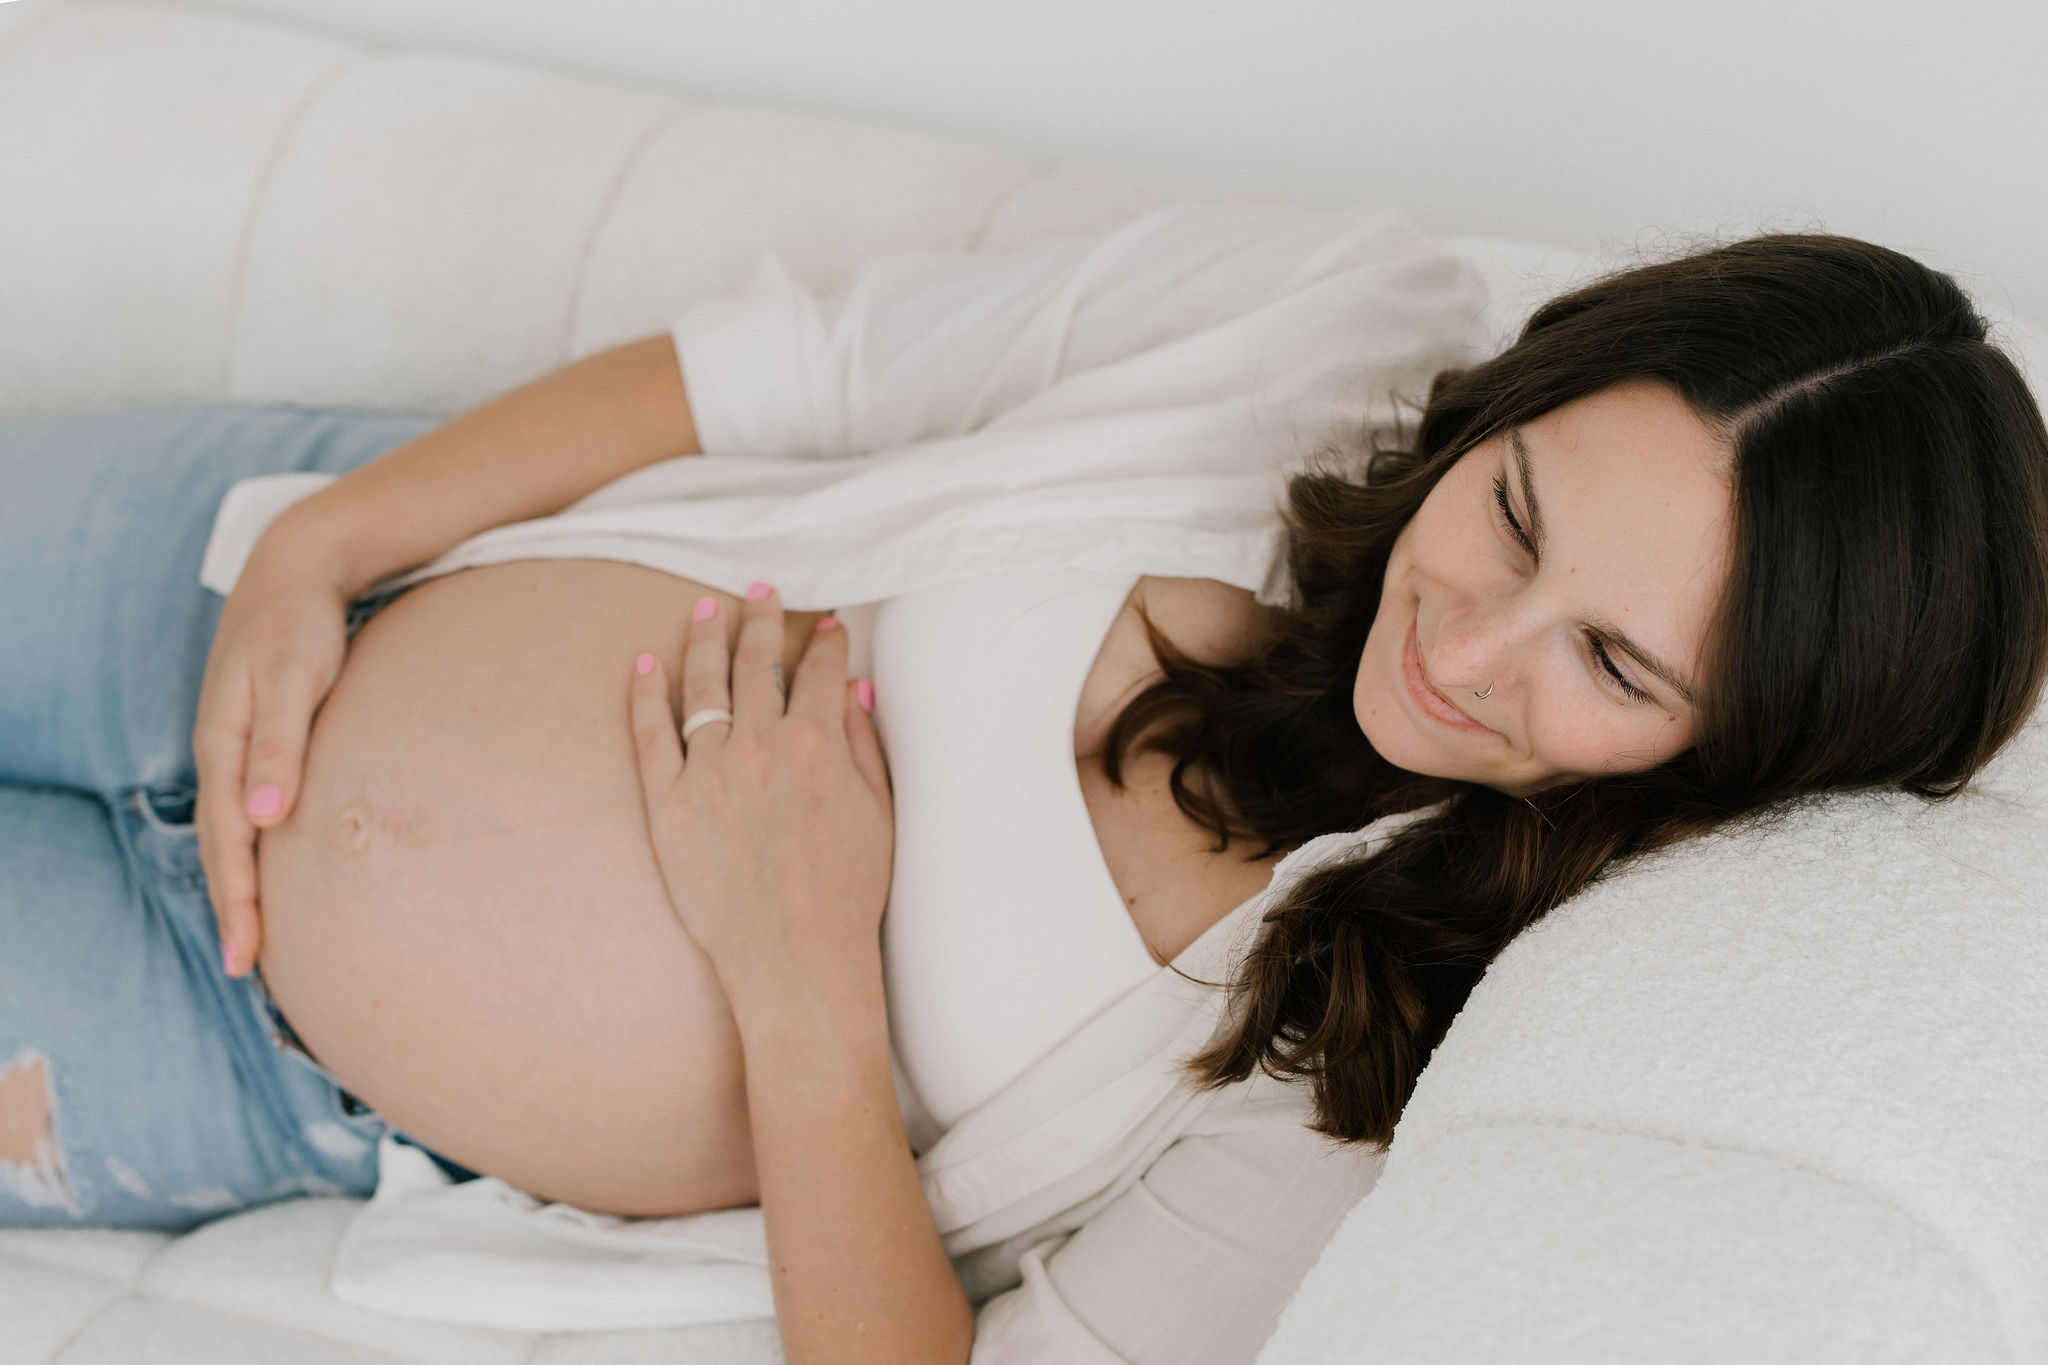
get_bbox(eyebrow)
[1504,426,1698,707]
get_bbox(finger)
[629,652,687,792]
[194,785,264,977]
[242,664,324,829]
[730,581,786,727]
[844,677,891,804]
[207,812,264,977]
[193,675,264,976]
[681,593,734,751]
[787,614,849,722]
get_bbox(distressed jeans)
[0,403,441,1228]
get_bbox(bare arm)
[198,334,699,975]
[263,333,700,592]
[629,592,972,1364]
[740,965,974,1365]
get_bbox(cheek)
[1350,599,1417,757]
[1633,711,1696,767]
[1352,525,1412,703]
[1352,604,1397,724]
[1525,698,1694,780]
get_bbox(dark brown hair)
[1103,234,2048,1144]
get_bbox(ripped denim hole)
[0,1049,81,1217]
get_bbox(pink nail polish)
[635,653,655,675]
[221,939,238,977]
[855,677,875,714]
[745,581,772,602]
[247,784,282,819]
[692,595,718,621]
[815,616,840,631]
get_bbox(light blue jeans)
[0,403,445,1229]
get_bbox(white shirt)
[200,200,1489,1363]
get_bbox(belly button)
[338,804,374,853]
[337,799,434,852]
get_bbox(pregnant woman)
[4,204,2046,1364]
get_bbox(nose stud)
[1474,682,1495,700]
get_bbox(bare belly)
[254,559,828,1217]
[252,558,1281,1218]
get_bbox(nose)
[1427,594,1536,698]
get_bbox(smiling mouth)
[1402,616,1497,737]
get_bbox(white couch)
[2,3,2044,1362]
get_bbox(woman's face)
[1353,379,1734,795]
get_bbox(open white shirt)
[199,200,1489,1363]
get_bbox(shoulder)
[1132,576,1279,664]
[1073,576,1279,758]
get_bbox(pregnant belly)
[254,559,831,1217]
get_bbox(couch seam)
[41,1290,126,1362]
[34,1207,174,1365]
[1388,1114,2018,1356]
[221,46,375,402]
[558,98,694,364]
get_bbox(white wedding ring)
[678,707,735,743]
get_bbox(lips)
[1401,616,1496,736]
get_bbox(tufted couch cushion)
[0,0,1252,425]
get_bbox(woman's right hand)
[192,533,355,978]
[180,335,701,978]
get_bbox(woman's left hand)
[627,585,892,1011]
[632,589,969,1365]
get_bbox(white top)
[873,567,1161,1131]
[201,200,1490,1362]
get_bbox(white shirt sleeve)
[671,200,1483,461]
[965,1090,1387,1365]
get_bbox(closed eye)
[1587,633,1652,703]
[1492,475,1534,554]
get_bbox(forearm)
[260,333,699,595]
[735,958,974,1365]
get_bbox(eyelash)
[1492,476,1532,554]
[1490,474,1653,704]
[1588,637,1652,703]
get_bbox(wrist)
[248,498,363,597]
[727,943,889,1058]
